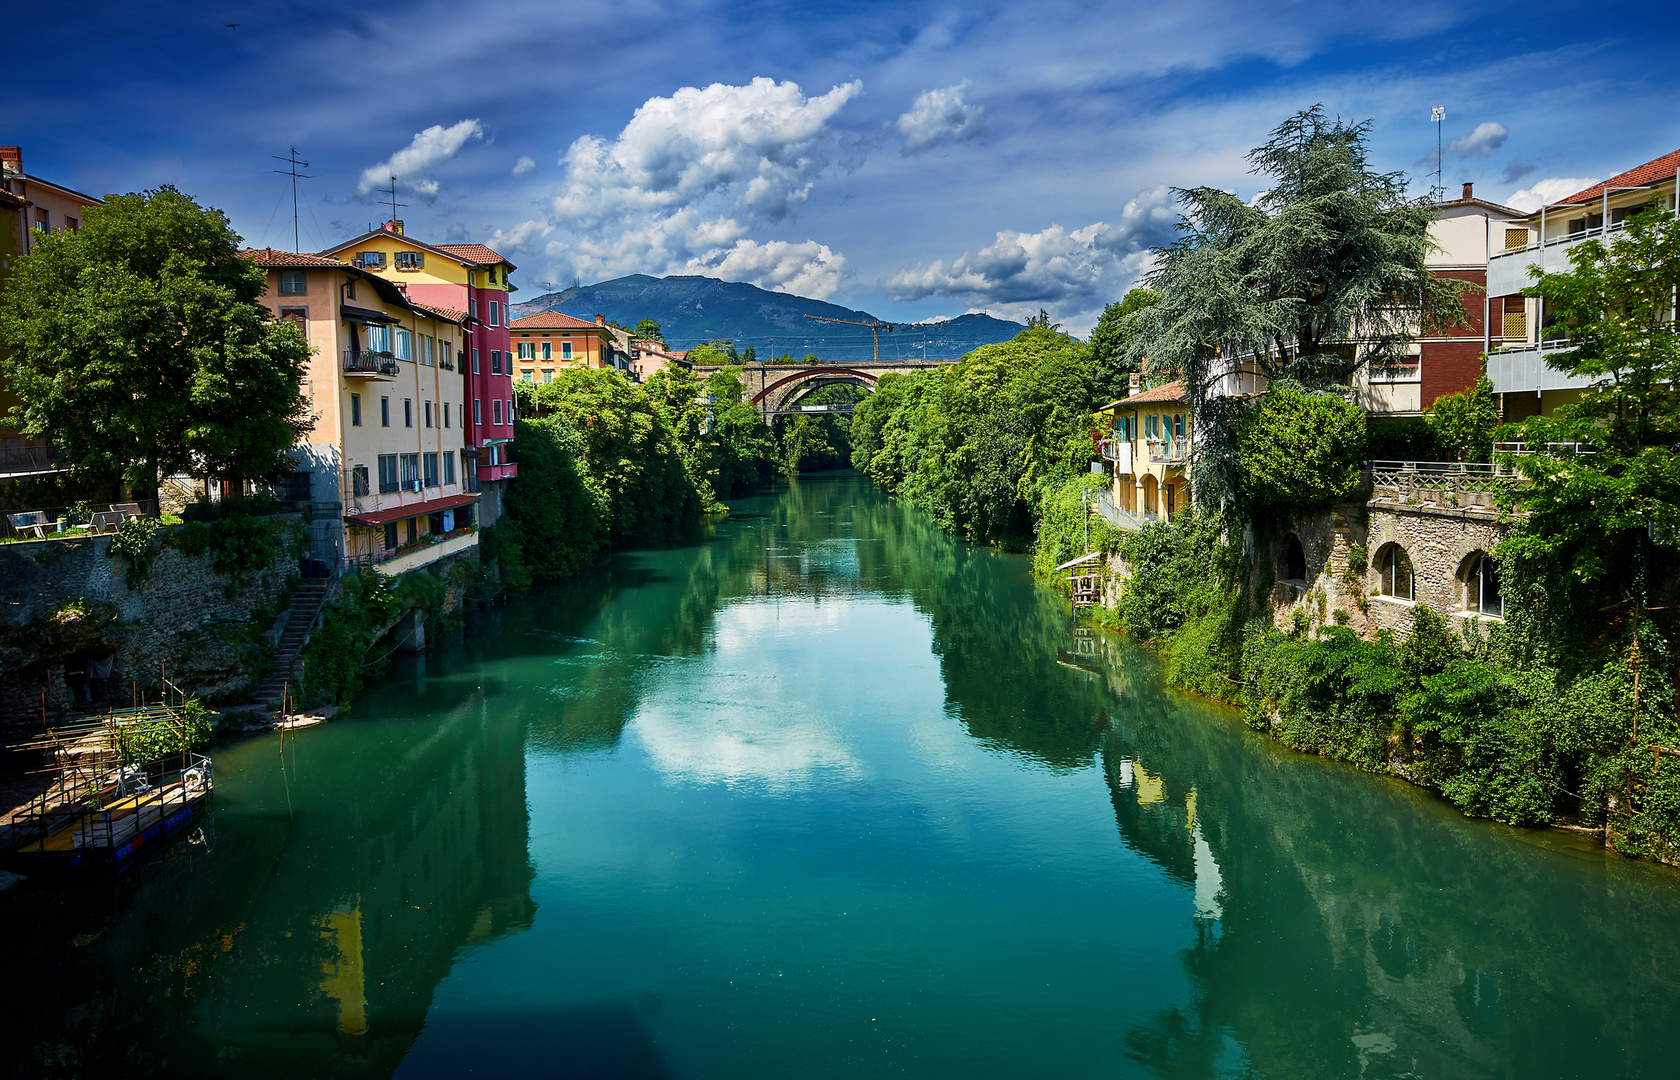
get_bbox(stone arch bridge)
[692,360,956,419]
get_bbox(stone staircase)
[251,578,335,708]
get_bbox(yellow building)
[244,249,477,575]
[507,311,621,381]
[1097,379,1190,526]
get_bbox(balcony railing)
[1366,460,1519,511]
[0,440,66,478]
[342,351,400,377]
[1147,438,1188,464]
[1368,361,1421,383]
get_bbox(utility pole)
[383,175,407,226]
[801,313,895,362]
[1431,106,1445,201]
[271,147,312,253]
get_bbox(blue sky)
[10,0,1680,332]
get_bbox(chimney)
[595,314,605,327]
[384,219,404,234]
[1128,372,1142,394]
[1462,182,1473,201]
[0,146,20,176]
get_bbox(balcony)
[1486,338,1595,394]
[342,350,400,379]
[0,438,66,480]
[1147,438,1188,465]
[1100,439,1133,475]
[1487,216,1648,297]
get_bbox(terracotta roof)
[510,311,603,331]
[344,493,478,528]
[240,247,347,268]
[1549,149,1680,209]
[1119,380,1186,406]
[411,302,467,324]
[434,243,510,267]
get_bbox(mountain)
[511,274,1025,363]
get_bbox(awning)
[341,304,402,325]
[344,493,479,527]
[1055,552,1104,571]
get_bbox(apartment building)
[1353,182,1527,416]
[1485,149,1680,421]
[507,311,623,382]
[244,249,477,575]
[319,222,518,525]
[1097,378,1191,527]
[0,147,105,482]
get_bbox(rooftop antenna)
[1431,106,1445,200]
[383,175,407,226]
[271,147,312,253]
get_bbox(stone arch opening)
[1375,542,1415,601]
[1458,550,1504,618]
[1141,475,1159,517]
[1282,533,1307,583]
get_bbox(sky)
[10,0,1680,335]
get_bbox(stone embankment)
[0,518,299,738]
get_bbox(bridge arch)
[750,367,879,411]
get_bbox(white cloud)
[886,185,1177,318]
[541,78,862,296]
[1506,176,1600,213]
[895,81,986,154]
[512,154,536,176]
[1447,121,1509,159]
[490,218,552,254]
[358,119,484,201]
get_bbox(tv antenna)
[271,147,312,252]
[1431,106,1445,200]
[382,175,407,225]
[801,313,895,362]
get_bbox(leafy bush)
[1234,383,1367,510]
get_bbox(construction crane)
[802,314,895,362]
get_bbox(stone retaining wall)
[0,517,302,735]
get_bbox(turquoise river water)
[5,472,1680,1079]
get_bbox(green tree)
[686,343,732,366]
[1133,106,1468,509]
[1234,383,1366,510]
[1088,288,1162,391]
[633,318,664,343]
[0,186,311,495]
[740,345,757,364]
[1428,374,1498,462]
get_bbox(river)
[4,472,1680,1079]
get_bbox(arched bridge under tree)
[691,360,958,419]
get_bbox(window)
[425,401,433,428]
[1469,554,1503,617]
[380,397,390,427]
[1378,545,1415,601]
[407,518,419,545]
[1370,356,1422,383]
[518,342,534,359]
[384,522,398,550]
[396,250,424,269]
[443,402,451,428]
[33,208,47,231]
[278,306,307,333]
[443,452,456,486]
[365,324,391,354]
[378,454,400,493]
[489,302,500,327]
[469,299,477,319]
[344,280,356,300]
[1145,415,1158,439]
[541,342,552,360]
[520,369,534,382]
[1504,228,1530,250]
[64,216,78,232]
[542,368,554,383]
[474,399,482,425]
[423,452,439,488]
[352,465,370,498]
[279,271,307,295]
[491,349,502,374]
[507,398,514,423]
[394,328,412,361]
[400,453,420,487]
[421,336,434,367]
[561,341,573,361]
[351,393,362,427]
[472,348,480,374]
[404,399,413,428]
[493,399,503,425]
[354,250,387,269]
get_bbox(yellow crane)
[801,313,895,362]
